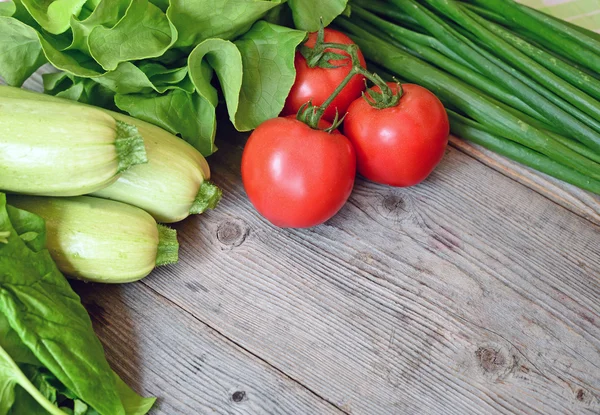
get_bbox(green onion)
[335,17,600,181]
[351,6,547,123]
[450,24,600,138]
[469,0,600,72]
[464,9,600,102]
[448,111,600,195]
[392,0,600,153]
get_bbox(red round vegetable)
[282,28,367,122]
[241,116,356,228]
[344,83,449,187]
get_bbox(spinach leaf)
[0,346,65,415]
[287,0,348,31]
[0,193,154,414]
[6,205,46,253]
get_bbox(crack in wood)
[139,280,350,414]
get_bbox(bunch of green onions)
[336,0,600,194]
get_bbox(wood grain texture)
[73,280,342,415]
[450,137,600,226]
[144,126,600,415]
[3,69,599,414]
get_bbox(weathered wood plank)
[6,68,600,414]
[144,127,600,415]
[450,137,600,226]
[72,281,343,415]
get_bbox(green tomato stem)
[297,26,402,131]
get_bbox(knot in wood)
[377,192,412,221]
[231,390,246,403]
[476,347,506,373]
[382,194,405,213]
[216,220,248,247]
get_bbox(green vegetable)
[7,195,178,283]
[336,18,600,184]
[0,192,155,414]
[464,9,600,102]
[448,111,600,195]
[0,0,323,156]
[91,117,223,223]
[1,85,222,223]
[386,0,600,154]
[341,0,600,194]
[288,0,348,31]
[0,88,147,196]
[468,0,600,73]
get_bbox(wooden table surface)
[18,72,600,414]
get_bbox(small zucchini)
[0,89,147,196]
[0,86,221,223]
[7,195,178,283]
[91,115,222,223]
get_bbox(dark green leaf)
[5,205,46,253]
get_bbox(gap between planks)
[449,137,600,227]
[138,279,349,415]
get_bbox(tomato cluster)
[241,29,450,228]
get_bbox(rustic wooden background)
[8,69,600,414]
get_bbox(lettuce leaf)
[166,0,283,48]
[0,193,154,414]
[0,0,308,156]
[287,0,348,31]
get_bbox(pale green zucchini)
[0,91,147,196]
[7,195,178,283]
[91,116,221,223]
[0,86,221,223]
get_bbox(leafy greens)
[0,193,155,415]
[0,0,348,156]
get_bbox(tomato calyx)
[297,100,346,133]
[295,23,403,132]
[362,78,403,109]
[299,25,350,69]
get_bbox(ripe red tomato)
[282,28,367,122]
[344,83,449,187]
[241,117,356,228]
